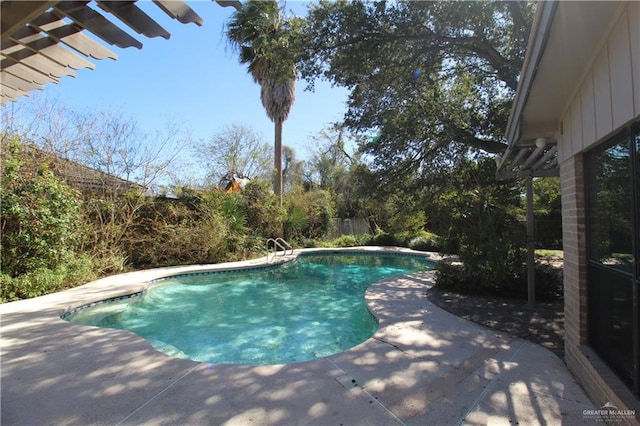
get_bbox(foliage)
[282,145,306,193]
[378,194,426,235]
[425,157,529,293]
[283,188,334,242]
[297,0,534,185]
[408,231,443,252]
[0,2,569,307]
[4,99,190,191]
[435,260,562,301]
[241,179,284,238]
[0,136,283,301]
[533,177,562,249]
[194,123,272,186]
[1,137,84,276]
[1,256,96,303]
[325,234,370,248]
[366,230,407,247]
[226,0,300,198]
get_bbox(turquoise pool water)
[66,253,430,364]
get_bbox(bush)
[533,263,564,300]
[242,179,283,238]
[1,139,84,277]
[1,255,96,302]
[435,259,563,301]
[331,235,359,247]
[284,189,334,242]
[367,231,405,246]
[128,191,252,267]
[408,231,442,252]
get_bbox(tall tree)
[226,0,299,204]
[282,145,305,193]
[195,123,271,186]
[297,0,534,185]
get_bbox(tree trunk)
[274,119,283,205]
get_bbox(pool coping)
[57,246,437,322]
[1,246,596,425]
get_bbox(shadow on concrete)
[1,267,594,425]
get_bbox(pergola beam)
[1,0,240,105]
[0,1,58,38]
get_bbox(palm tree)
[226,0,297,204]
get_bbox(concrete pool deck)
[1,248,595,425]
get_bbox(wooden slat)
[153,0,203,26]
[1,57,59,85]
[97,1,170,39]
[509,148,530,169]
[54,1,143,49]
[521,145,545,170]
[1,70,44,92]
[532,145,557,170]
[214,0,242,11]
[10,25,95,70]
[2,0,239,104]
[543,157,559,170]
[0,1,57,38]
[31,12,118,60]
[0,83,28,101]
[1,47,76,78]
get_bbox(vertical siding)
[608,10,635,129]
[570,99,584,151]
[560,3,638,158]
[630,1,639,115]
[580,73,597,148]
[561,117,572,161]
[593,46,613,141]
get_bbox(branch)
[461,136,508,154]
[314,29,521,90]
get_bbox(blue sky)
[7,1,349,164]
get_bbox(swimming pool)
[65,252,431,364]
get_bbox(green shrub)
[435,259,563,301]
[1,255,96,302]
[408,231,442,252]
[90,247,128,276]
[322,233,372,247]
[330,234,360,247]
[284,188,334,242]
[532,263,564,300]
[0,273,17,303]
[242,179,283,238]
[284,205,308,241]
[366,231,402,246]
[1,140,83,277]
[299,238,319,248]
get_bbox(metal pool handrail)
[266,238,293,259]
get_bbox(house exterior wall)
[559,2,639,161]
[558,2,640,162]
[557,2,639,418]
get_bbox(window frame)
[584,122,640,397]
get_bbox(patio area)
[1,249,595,425]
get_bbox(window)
[585,124,639,396]
[587,135,634,273]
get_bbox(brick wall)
[561,155,640,424]
[560,154,587,347]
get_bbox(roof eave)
[497,1,558,176]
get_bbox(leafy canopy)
[297,0,534,181]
